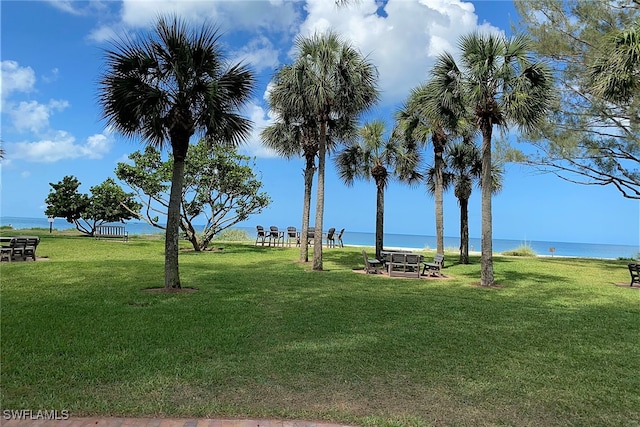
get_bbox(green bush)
[211,228,250,242]
[502,244,537,257]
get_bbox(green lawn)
[1,231,638,426]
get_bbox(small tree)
[45,175,141,235]
[116,140,270,251]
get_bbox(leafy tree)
[513,0,640,199]
[99,15,254,289]
[45,175,140,235]
[283,31,378,270]
[430,33,554,286]
[116,141,270,251]
[335,120,421,259]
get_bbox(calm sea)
[2,216,638,260]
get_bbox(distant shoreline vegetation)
[0,216,638,260]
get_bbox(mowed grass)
[1,231,639,426]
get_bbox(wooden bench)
[388,253,422,278]
[422,254,445,277]
[95,225,128,242]
[362,250,383,274]
[628,263,640,287]
[1,236,40,261]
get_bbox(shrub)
[211,228,250,242]
[502,244,537,257]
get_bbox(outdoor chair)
[336,228,345,248]
[268,226,283,247]
[326,227,336,248]
[1,237,15,262]
[423,253,445,277]
[307,227,315,246]
[628,263,640,287]
[255,226,267,246]
[286,227,300,247]
[362,250,382,274]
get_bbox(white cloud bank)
[1,59,113,163]
[10,131,113,163]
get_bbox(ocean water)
[1,216,638,260]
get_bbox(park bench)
[388,252,422,278]
[95,225,128,242]
[1,236,40,261]
[422,253,445,277]
[628,263,640,287]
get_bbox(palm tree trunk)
[434,133,445,255]
[480,121,494,286]
[300,155,315,263]
[459,197,469,264]
[312,120,327,271]
[165,151,186,289]
[375,182,385,260]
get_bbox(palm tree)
[428,138,503,264]
[590,22,640,103]
[397,80,464,256]
[431,32,553,286]
[99,16,255,289]
[335,120,421,259]
[285,31,378,270]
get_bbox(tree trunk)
[459,197,469,264]
[165,151,186,289]
[312,120,327,271]
[181,218,200,252]
[433,131,446,255]
[375,181,384,260]
[300,154,315,263]
[480,121,494,286]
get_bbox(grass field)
[1,230,639,426]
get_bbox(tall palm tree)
[263,64,357,263]
[431,32,553,286]
[99,16,255,289]
[285,31,378,270]
[428,138,503,264]
[397,80,464,256]
[335,120,421,259]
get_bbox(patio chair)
[423,254,445,277]
[336,228,345,248]
[628,263,640,287]
[286,227,300,247]
[268,226,283,247]
[326,227,336,248]
[362,250,382,274]
[255,226,267,246]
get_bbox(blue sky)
[1,0,638,247]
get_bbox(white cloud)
[10,131,113,163]
[232,36,281,72]
[239,100,279,158]
[296,0,502,105]
[1,61,36,107]
[9,99,70,133]
[117,0,300,34]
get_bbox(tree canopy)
[513,0,640,199]
[116,140,270,251]
[45,176,141,236]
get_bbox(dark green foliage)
[44,175,141,235]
